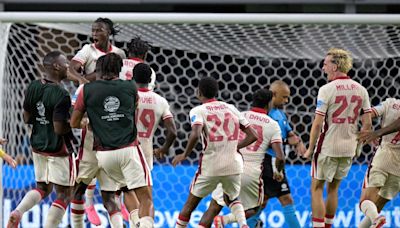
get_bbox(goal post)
[0,12,399,227]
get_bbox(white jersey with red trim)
[119,58,156,90]
[137,88,173,169]
[371,98,400,176]
[315,76,371,157]
[189,100,250,176]
[240,108,282,168]
[72,43,126,75]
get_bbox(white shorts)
[96,145,152,191]
[190,173,241,201]
[212,167,263,210]
[76,126,98,185]
[365,166,400,200]
[311,153,352,182]
[75,160,99,185]
[33,152,76,187]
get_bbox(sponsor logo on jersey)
[36,101,45,117]
[104,96,120,113]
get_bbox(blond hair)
[327,48,353,74]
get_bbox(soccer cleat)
[213,216,225,228]
[371,215,386,228]
[121,203,130,222]
[7,210,22,228]
[85,205,102,226]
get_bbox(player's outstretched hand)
[154,148,168,160]
[302,148,313,159]
[273,171,284,182]
[0,138,8,145]
[358,130,378,144]
[3,153,17,169]
[172,154,186,167]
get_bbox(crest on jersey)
[103,96,120,113]
[36,101,45,117]
[316,100,324,108]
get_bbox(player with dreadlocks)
[119,36,157,90]
[69,17,126,226]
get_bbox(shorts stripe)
[78,127,87,161]
[258,164,264,206]
[137,146,151,186]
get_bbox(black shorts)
[262,153,291,198]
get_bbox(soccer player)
[248,80,306,228]
[199,88,285,228]
[122,62,177,226]
[69,17,126,226]
[119,36,157,90]
[356,98,400,228]
[71,53,154,228]
[7,51,76,228]
[305,48,372,228]
[172,77,257,228]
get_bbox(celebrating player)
[357,98,400,228]
[71,53,154,228]
[119,36,157,90]
[305,48,372,228]
[121,62,177,226]
[8,51,76,228]
[69,17,126,226]
[172,76,257,228]
[198,88,284,228]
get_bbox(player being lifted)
[71,53,154,228]
[304,48,372,228]
[69,17,126,226]
[198,88,285,228]
[8,51,76,228]
[119,36,157,90]
[356,98,400,228]
[122,62,177,226]
[172,76,257,228]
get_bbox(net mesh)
[1,22,400,227]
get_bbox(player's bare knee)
[54,185,72,204]
[278,193,294,206]
[73,182,88,200]
[37,182,52,197]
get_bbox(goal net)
[1,13,400,227]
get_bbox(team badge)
[103,96,120,113]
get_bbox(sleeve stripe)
[271,140,283,144]
[71,57,85,65]
[241,123,250,129]
[162,115,173,120]
[315,111,325,116]
[371,108,379,116]
[363,108,372,113]
[191,122,203,126]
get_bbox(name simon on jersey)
[336,84,358,91]
[248,113,270,123]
